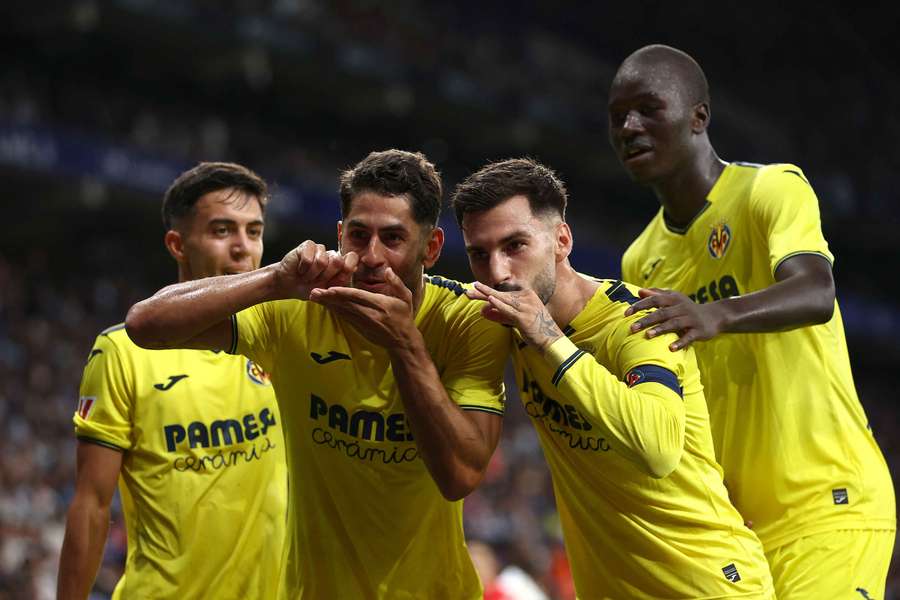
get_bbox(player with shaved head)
[611,44,895,598]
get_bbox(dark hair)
[451,158,567,225]
[339,150,442,227]
[162,162,268,230]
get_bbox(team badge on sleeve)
[77,396,96,420]
[246,360,272,386]
[707,222,732,259]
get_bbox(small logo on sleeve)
[246,360,272,385]
[722,563,741,583]
[625,370,644,387]
[77,396,96,420]
[833,488,849,505]
[855,587,874,599]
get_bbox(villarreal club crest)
[707,222,732,259]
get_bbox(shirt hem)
[759,516,897,551]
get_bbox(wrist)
[711,297,736,334]
[388,323,426,358]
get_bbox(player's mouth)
[355,277,388,293]
[622,144,653,166]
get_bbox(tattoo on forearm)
[533,310,561,342]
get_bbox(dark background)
[1,2,897,598]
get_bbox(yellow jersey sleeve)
[543,310,686,478]
[443,310,509,416]
[73,328,134,451]
[231,300,296,374]
[750,164,834,274]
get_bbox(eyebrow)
[207,218,265,228]
[608,91,664,108]
[466,229,531,252]
[345,219,409,233]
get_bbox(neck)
[545,261,600,328]
[652,147,726,228]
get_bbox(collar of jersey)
[661,162,733,235]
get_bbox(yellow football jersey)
[73,323,287,600]
[517,278,773,599]
[231,275,510,599]
[622,162,896,551]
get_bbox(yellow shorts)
[765,529,895,599]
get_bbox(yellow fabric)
[74,324,287,600]
[765,529,895,599]
[234,275,510,599]
[622,162,896,551]
[517,279,773,599]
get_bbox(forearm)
[716,271,835,334]
[546,338,685,478]
[390,338,495,501]
[58,500,111,600]
[126,264,280,349]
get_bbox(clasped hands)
[278,240,417,349]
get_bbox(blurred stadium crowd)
[1,1,897,598]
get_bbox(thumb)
[384,267,407,295]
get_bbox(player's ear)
[422,226,444,270]
[555,221,573,262]
[692,102,710,134]
[164,229,186,263]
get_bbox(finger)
[624,295,663,317]
[480,303,513,325]
[299,243,329,281]
[466,288,491,302]
[487,294,520,319]
[311,286,386,309]
[384,268,411,300]
[669,330,697,351]
[643,316,685,339]
[629,307,671,333]
[638,287,664,298]
[472,280,502,298]
[315,250,347,286]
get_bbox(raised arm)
[57,442,123,600]
[468,281,684,478]
[625,254,834,350]
[126,242,358,351]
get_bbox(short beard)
[495,261,556,305]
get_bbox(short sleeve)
[604,285,688,388]
[232,300,297,375]
[73,331,135,451]
[441,304,511,416]
[750,165,834,274]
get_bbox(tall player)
[453,158,774,599]
[58,162,287,599]
[124,150,510,598]
[610,44,895,598]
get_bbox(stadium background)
[1,2,897,598]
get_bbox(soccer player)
[57,162,287,599]
[124,150,510,599]
[452,158,775,599]
[610,44,896,598]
